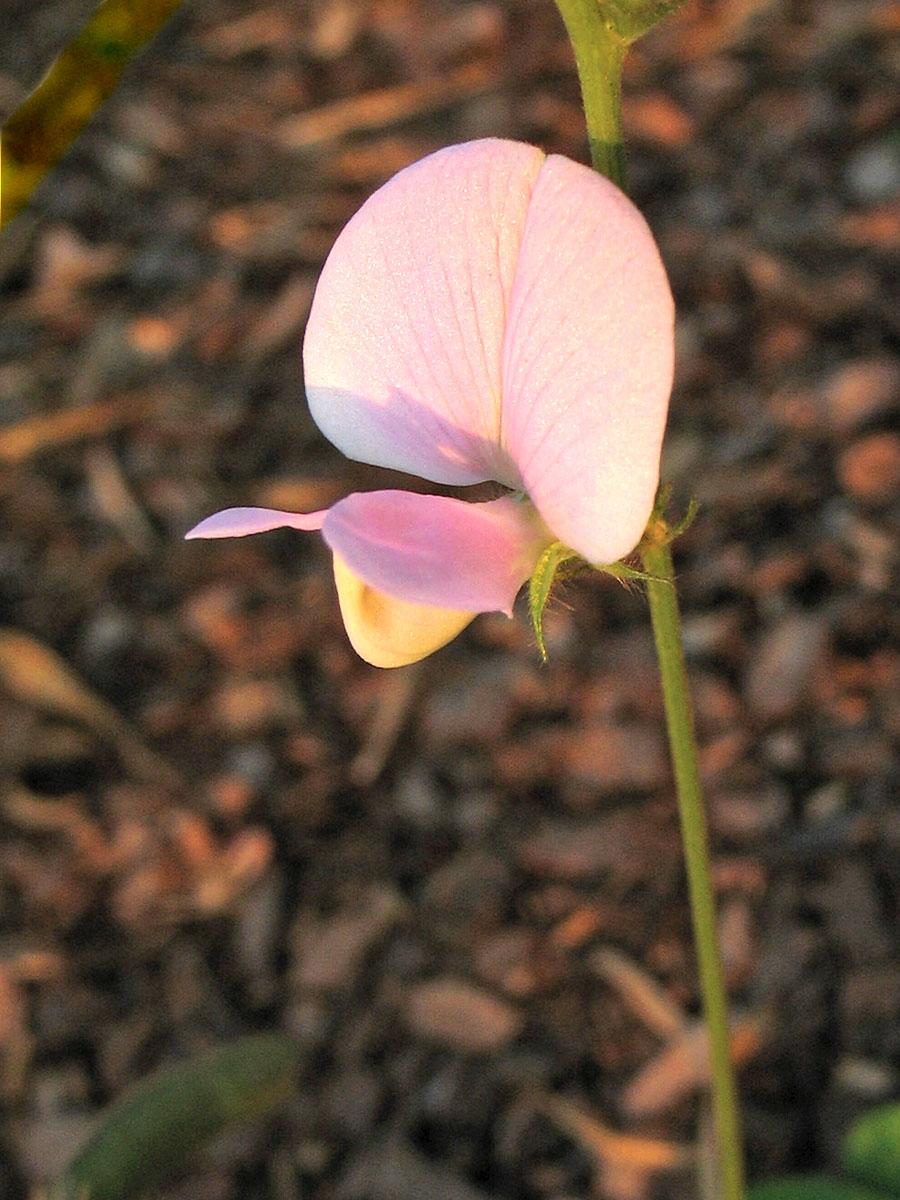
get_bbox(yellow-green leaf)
[1,0,184,229]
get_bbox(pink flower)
[187,139,674,666]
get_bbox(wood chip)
[189,827,274,915]
[624,93,694,147]
[541,1090,692,1169]
[839,202,900,248]
[349,663,422,786]
[590,947,686,1040]
[83,444,155,548]
[30,226,125,307]
[838,432,900,504]
[277,62,493,150]
[0,393,157,465]
[293,888,406,992]
[550,905,604,951]
[243,273,316,362]
[621,1013,767,1118]
[0,964,32,1102]
[405,978,523,1052]
[197,6,296,57]
[0,628,182,790]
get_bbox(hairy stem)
[555,2,747,1190]
[641,525,745,1200]
[553,0,627,187]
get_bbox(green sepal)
[529,542,579,661]
[597,560,663,586]
[668,495,699,540]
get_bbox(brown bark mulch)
[2,1,900,1197]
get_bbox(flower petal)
[185,507,327,539]
[332,554,475,668]
[321,491,551,615]
[304,139,545,488]
[501,155,675,564]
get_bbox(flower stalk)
[641,518,745,1200]
[552,0,690,187]
[552,0,628,187]
[554,2,747,1195]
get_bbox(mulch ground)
[1,1,900,1197]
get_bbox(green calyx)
[528,543,667,662]
[529,542,580,661]
[528,488,697,663]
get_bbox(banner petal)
[304,139,544,488]
[501,155,674,565]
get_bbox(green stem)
[553,0,627,187]
[554,2,745,1190]
[641,527,745,1200]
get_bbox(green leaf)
[529,542,578,661]
[1,0,184,229]
[749,1177,898,1200]
[843,1102,900,1197]
[51,1032,299,1200]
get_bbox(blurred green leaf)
[749,1177,898,1200]
[51,1032,299,1200]
[1,0,184,229]
[843,1102,900,1197]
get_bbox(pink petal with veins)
[501,154,674,564]
[303,139,545,488]
[185,507,327,539]
[321,491,550,615]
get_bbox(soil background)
[2,1,900,1197]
